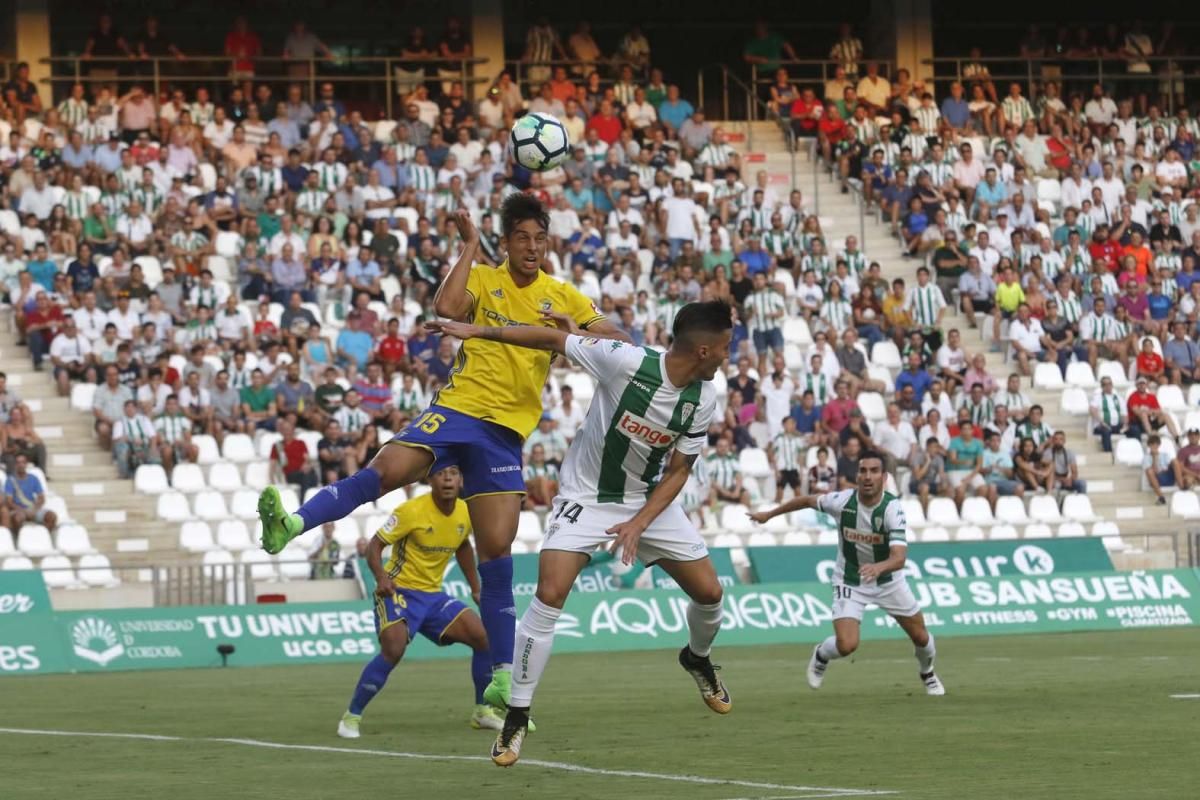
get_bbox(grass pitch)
[2,629,1196,800]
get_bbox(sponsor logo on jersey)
[844,527,885,545]
[481,308,525,327]
[681,402,695,424]
[617,411,676,447]
[581,337,600,346]
[629,380,654,393]
[491,288,504,299]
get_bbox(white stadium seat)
[241,548,278,581]
[244,462,272,490]
[156,490,190,520]
[1024,523,1054,538]
[216,520,254,551]
[1029,495,1064,523]
[782,530,814,545]
[208,463,242,492]
[720,504,755,534]
[2,555,35,571]
[222,434,256,463]
[230,490,259,520]
[1114,438,1145,467]
[70,382,96,412]
[955,525,985,541]
[193,490,230,521]
[1096,360,1130,389]
[1060,388,1090,416]
[959,497,995,526]
[516,512,543,543]
[201,548,235,578]
[815,530,839,546]
[18,525,56,558]
[0,527,15,558]
[179,521,216,552]
[193,435,221,465]
[40,555,78,589]
[171,464,207,492]
[925,498,961,528]
[256,432,283,460]
[333,518,361,547]
[1057,522,1087,538]
[1033,363,1065,390]
[995,496,1030,525]
[747,531,778,546]
[988,524,1019,540]
[55,524,95,556]
[1065,361,1097,390]
[79,553,120,587]
[900,498,927,527]
[1170,491,1200,519]
[870,341,902,370]
[919,526,951,542]
[1156,384,1188,413]
[738,448,772,478]
[857,392,887,421]
[134,464,170,495]
[1061,494,1099,523]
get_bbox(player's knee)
[836,635,859,656]
[534,584,570,609]
[691,583,723,607]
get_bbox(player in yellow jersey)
[259,195,630,711]
[337,466,503,738]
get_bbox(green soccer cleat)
[470,704,504,731]
[258,486,303,554]
[482,669,511,711]
[337,712,361,739]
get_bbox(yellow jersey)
[377,494,472,593]
[434,262,606,437]
[996,281,1026,312]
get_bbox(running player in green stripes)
[749,452,945,696]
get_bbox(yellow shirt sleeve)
[375,502,414,546]
[561,282,606,329]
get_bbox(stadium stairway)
[726,119,1180,569]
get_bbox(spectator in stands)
[210,369,244,442]
[706,437,750,508]
[1164,321,1200,385]
[240,368,277,431]
[1,453,56,533]
[524,413,568,466]
[894,350,933,404]
[317,419,355,486]
[271,419,317,494]
[1143,434,1177,506]
[1044,431,1086,494]
[309,522,342,580]
[92,364,131,450]
[522,444,559,510]
[1175,428,1200,490]
[1126,376,1180,441]
[112,398,160,479]
[946,418,986,507]
[155,394,198,472]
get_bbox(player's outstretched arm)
[433,210,479,321]
[425,319,570,355]
[608,450,698,565]
[747,494,819,524]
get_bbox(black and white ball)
[510,112,570,171]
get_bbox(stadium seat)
[193,435,221,465]
[720,504,755,533]
[988,524,1019,540]
[783,317,813,346]
[782,530,814,545]
[1061,494,1099,523]
[244,462,272,490]
[1036,177,1062,211]
[69,382,96,412]
[2,555,34,571]
[1033,363,1065,390]
[1181,410,1200,436]
[560,371,595,404]
[376,488,408,511]
[1029,495,1064,523]
[857,392,887,421]
[277,548,312,580]
[739,448,771,478]
[925,498,961,528]
[256,432,283,459]
[134,464,170,495]
[1064,361,1097,389]
[955,525,985,541]
[201,548,235,578]
[1113,438,1145,467]
[241,549,278,581]
[747,531,778,546]
[870,341,902,370]
[900,498,927,527]
[995,496,1030,525]
[409,484,431,498]
[1170,491,1200,519]
[298,431,322,460]
[208,463,242,492]
[919,526,950,542]
[815,529,838,546]
[222,434,256,463]
[0,527,15,558]
[1024,523,1054,538]
[179,521,216,552]
[79,553,120,587]
[1057,522,1087,538]
[333,518,361,547]
[516,512,543,543]
[216,520,254,551]
[1188,385,1200,409]
[783,343,805,370]
[40,555,78,589]
[867,364,895,393]
[228,490,258,520]
[758,507,790,534]
[193,490,230,521]
[156,490,190,520]
[171,464,207,492]
[18,524,56,558]
[1154,384,1187,413]
[55,524,94,556]
[1060,387,1090,416]
[1096,360,1130,389]
[362,513,389,537]
[959,497,995,526]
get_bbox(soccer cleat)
[337,712,362,739]
[807,645,827,690]
[678,646,732,714]
[482,669,512,711]
[258,486,303,554]
[490,708,529,767]
[470,704,504,731]
[921,671,946,696]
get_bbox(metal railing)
[38,55,491,118]
[749,60,896,120]
[921,55,1200,115]
[501,57,644,101]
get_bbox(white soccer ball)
[510,112,570,171]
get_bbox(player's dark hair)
[500,193,549,237]
[672,300,732,345]
[858,450,886,469]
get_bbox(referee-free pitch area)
[1,629,1195,800]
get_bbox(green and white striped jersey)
[656,298,686,333]
[154,413,190,443]
[295,188,329,216]
[523,461,560,481]
[408,164,436,192]
[800,371,831,405]
[704,453,740,491]
[745,288,785,333]
[817,489,908,586]
[771,431,805,471]
[314,162,348,192]
[905,282,945,327]
[561,335,716,507]
[58,98,89,128]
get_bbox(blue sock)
[296,467,382,532]
[471,649,492,704]
[478,557,516,669]
[348,654,395,715]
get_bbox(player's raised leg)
[895,611,944,695]
[810,617,860,690]
[657,555,731,714]
[259,441,434,554]
[492,548,590,767]
[339,603,409,738]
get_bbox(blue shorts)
[390,404,525,497]
[374,587,469,645]
[752,328,784,353]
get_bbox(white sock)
[510,597,561,709]
[686,600,724,658]
[915,634,936,673]
[816,635,843,662]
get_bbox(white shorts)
[948,471,986,490]
[831,578,921,621]
[542,497,709,565]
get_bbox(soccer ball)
[510,112,570,171]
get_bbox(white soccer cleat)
[921,671,946,696]
[807,645,827,690]
[337,712,362,738]
[470,704,504,731]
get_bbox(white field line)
[0,727,896,797]
[1169,694,1200,699]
